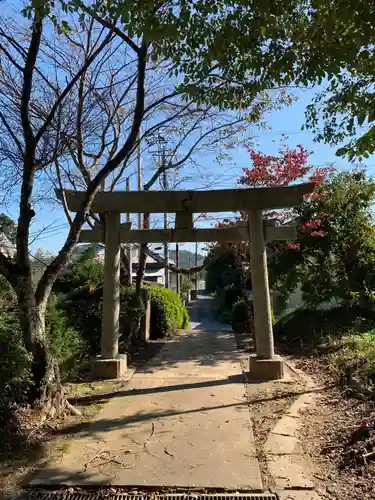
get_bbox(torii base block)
[248,354,284,381]
[90,354,128,379]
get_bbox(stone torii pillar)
[247,210,283,380]
[58,183,314,381]
[91,211,128,379]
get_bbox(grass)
[274,305,373,351]
[274,305,375,387]
[329,330,375,386]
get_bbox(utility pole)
[149,134,171,290]
[126,176,132,285]
[137,137,142,230]
[195,241,198,295]
[162,154,169,288]
[176,243,180,294]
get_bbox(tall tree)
[237,141,330,290]
[237,145,375,310]
[207,142,330,305]
[43,0,375,160]
[0,0,297,415]
[270,170,375,309]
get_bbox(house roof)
[145,247,175,266]
[73,242,176,267]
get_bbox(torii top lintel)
[58,183,314,214]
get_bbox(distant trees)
[0,214,16,243]
[208,141,375,312]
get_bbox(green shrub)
[329,331,375,385]
[273,305,373,351]
[120,286,146,345]
[0,276,16,311]
[150,296,168,339]
[213,285,242,324]
[232,299,253,333]
[223,284,242,310]
[219,310,233,324]
[0,312,31,410]
[182,307,190,329]
[149,286,189,339]
[46,295,86,377]
[60,284,144,354]
[59,285,103,354]
[53,252,104,295]
[212,286,225,316]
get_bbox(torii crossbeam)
[59,183,314,380]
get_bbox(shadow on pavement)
[137,330,243,370]
[27,467,106,486]
[70,373,244,407]
[59,385,332,439]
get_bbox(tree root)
[66,401,82,416]
[39,362,82,421]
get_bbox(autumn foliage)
[238,141,332,249]
[241,143,311,187]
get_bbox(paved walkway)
[32,302,262,489]
[189,295,232,332]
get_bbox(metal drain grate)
[24,492,278,500]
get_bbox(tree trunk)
[135,243,148,295]
[16,278,77,418]
[135,213,150,295]
[120,244,131,286]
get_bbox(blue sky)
[0,0,369,257]
[14,85,364,258]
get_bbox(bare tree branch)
[55,160,73,225]
[78,2,140,53]
[35,31,115,144]
[35,39,149,304]
[0,43,24,72]
[17,8,45,273]
[0,110,23,156]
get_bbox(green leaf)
[358,111,367,127]
[368,108,375,124]
[336,147,348,157]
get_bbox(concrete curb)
[264,360,322,500]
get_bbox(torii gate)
[61,183,313,380]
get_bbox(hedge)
[231,299,253,333]
[149,286,189,339]
[60,284,145,354]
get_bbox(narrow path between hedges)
[188,295,233,332]
[30,297,262,490]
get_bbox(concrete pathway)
[31,302,262,489]
[188,295,232,332]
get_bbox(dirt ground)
[234,332,309,489]
[4,330,375,499]
[293,356,375,500]
[246,379,307,490]
[235,331,375,499]
[0,338,170,494]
